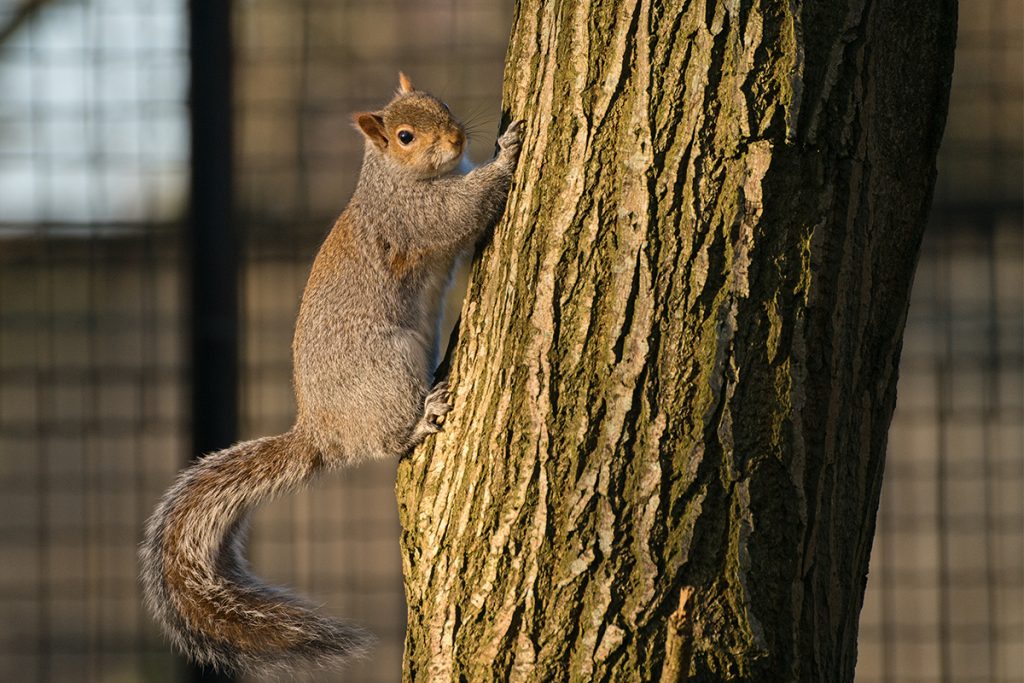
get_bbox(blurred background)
[0,1,1019,682]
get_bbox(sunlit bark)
[398,1,956,679]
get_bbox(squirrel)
[140,72,524,676]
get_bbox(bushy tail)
[139,430,372,675]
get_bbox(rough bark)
[397,0,956,680]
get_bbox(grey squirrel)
[140,72,524,676]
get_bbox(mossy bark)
[397,0,956,680]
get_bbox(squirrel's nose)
[449,132,465,149]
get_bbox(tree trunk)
[397,0,956,680]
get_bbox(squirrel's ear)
[398,72,415,94]
[352,112,387,150]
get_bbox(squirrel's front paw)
[498,120,525,158]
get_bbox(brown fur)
[139,75,524,676]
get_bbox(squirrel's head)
[352,73,466,178]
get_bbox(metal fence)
[0,1,1019,682]
[0,0,188,680]
[857,217,1023,683]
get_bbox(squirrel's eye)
[397,130,414,145]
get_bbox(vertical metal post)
[187,0,236,682]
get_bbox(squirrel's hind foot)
[406,381,453,450]
[422,380,453,426]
